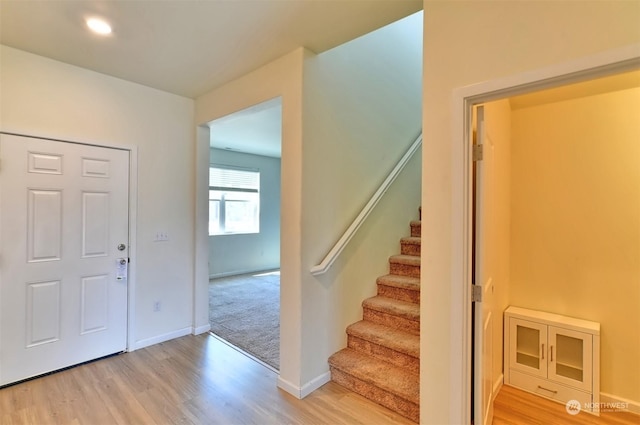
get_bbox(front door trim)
[0,131,139,353]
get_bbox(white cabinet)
[504,306,600,414]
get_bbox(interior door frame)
[449,45,640,424]
[0,132,139,353]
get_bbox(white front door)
[473,106,495,425]
[0,134,129,386]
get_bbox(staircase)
[328,215,421,423]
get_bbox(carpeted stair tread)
[363,296,419,321]
[328,348,419,404]
[400,236,421,256]
[377,274,420,291]
[389,254,421,266]
[400,236,421,246]
[347,321,419,358]
[410,220,421,237]
[376,273,420,304]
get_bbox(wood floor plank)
[493,385,640,425]
[0,333,415,424]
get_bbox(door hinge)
[472,285,483,302]
[473,144,483,161]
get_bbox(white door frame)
[0,132,139,353]
[449,44,640,424]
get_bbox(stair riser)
[330,367,419,423]
[363,308,419,335]
[389,262,420,278]
[347,335,419,374]
[400,242,420,256]
[410,223,421,238]
[377,284,420,304]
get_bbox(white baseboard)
[132,327,192,351]
[209,266,280,280]
[493,373,504,400]
[192,323,211,335]
[277,371,331,399]
[277,377,300,398]
[301,372,331,398]
[600,392,640,415]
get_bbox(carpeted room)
[209,270,280,370]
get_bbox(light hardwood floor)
[2,333,638,425]
[493,384,640,425]
[0,333,414,425]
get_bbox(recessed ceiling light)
[86,18,112,35]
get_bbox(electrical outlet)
[153,301,161,312]
[154,231,169,241]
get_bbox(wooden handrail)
[310,132,422,275]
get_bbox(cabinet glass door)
[509,318,547,378]
[548,327,592,390]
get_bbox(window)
[209,166,260,235]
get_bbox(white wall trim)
[277,371,331,399]
[192,324,211,335]
[127,146,139,352]
[193,125,212,340]
[450,43,640,424]
[600,392,640,415]
[209,266,280,280]
[132,327,192,351]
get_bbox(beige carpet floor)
[209,271,280,370]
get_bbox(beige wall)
[0,45,196,347]
[196,12,422,395]
[421,0,640,423]
[195,47,307,394]
[510,86,640,402]
[300,11,422,385]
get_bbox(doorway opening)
[463,56,640,424]
[206,97,282,371]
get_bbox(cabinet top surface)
[505,306,600,334]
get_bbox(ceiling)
[0,0,422,99]
[210,97,282,158]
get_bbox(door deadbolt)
[117,243,126,251]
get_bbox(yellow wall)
[510,86,640,402]
[421,0,640,422]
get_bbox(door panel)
[548,327,592,391]
[28,189,63,261]
[0,134,129,386]
[26,280,61,347]
[80,274,109,334]
[473,106,495,425]
[82,191,110,257]
[509,318,548,378]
